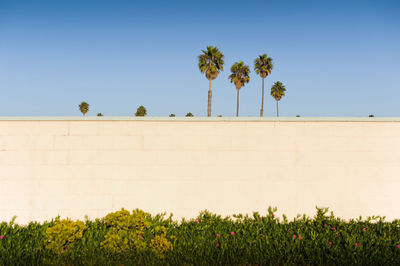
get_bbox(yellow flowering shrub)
[101,208,160,253]
[150,233,173,258]
[45,218,86,254]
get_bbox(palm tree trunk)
[276,100,279,117]
[208,79,212,117]
[236,89,240,117]
[260,78,264,117]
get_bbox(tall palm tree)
[228,61,250,117]
[79,101,89,116]
[198,46,224,117]
[270,81,286,117]
[254,54,273,117]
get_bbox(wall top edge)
[0,116,400,122]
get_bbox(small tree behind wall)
[135,106,147,117]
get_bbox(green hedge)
[0,207,399,265]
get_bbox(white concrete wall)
[0,118,399,224]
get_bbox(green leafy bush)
[0,207,399,265]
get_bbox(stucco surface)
[0,119,399,224]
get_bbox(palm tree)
[254,54,273,117]
[97,113,103,116]
[186,112,194,117]
[198,46,224,117]
[169,114,176,117]
[79,101,89,116]
[228,61,250,117]
[270,81,286,117]
[135,106,147,116]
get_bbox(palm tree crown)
[229,61,250,89]
[254,54,273,78]
[198,46,224,80]
[79,101,89,116]
[270,81,286,101]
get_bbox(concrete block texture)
[0,119,399,224]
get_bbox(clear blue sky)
[1,0,399,117]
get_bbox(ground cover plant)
[0,207,399,265]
